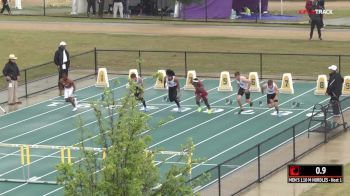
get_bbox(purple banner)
[182,0,233,19]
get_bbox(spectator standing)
[87,0,96,16]
[308,0,322,40]
[54,41,70,96]
[113,0,123,18]
[98,0,104,17]
[326,65,343,117]
[305,0,313,20]
[2,54,21,105]
[0,0,12,15]
[309,13,322,40]
[318,0,325,28]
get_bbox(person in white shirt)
[164,69,182,112]
[234,71,253,114]
[59,73,78,111]
[54,41,70,96]
[261,79,280,117]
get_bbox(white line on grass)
[149,104,308,111]
[0,183,28,196]
[154,161,238,168]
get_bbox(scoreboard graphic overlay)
[288,164,343,183]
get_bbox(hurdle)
[184,70,196,90]
[315,75,328,95]
[280,73,294,94]
[0,105,6,114]
[95,68,109,88]
[154,70,167,90]
[248,72,261,92]
[0,142,190,179]
[342,76,350,96]
[218,71,233,91]
[0,142,106,184]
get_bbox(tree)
[57,81,199,196]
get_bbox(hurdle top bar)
[0,143,103,152]
[0,143,188,156]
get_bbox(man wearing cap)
[2,54,21,105]
[326,65,343,116]
[54,41,70,96]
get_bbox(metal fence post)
[293,126,296,162]
[94,47,98,76]
[257,145,261,182]
[218,165,221,196]
[43,0,46,16]
[184,52,188,78]
[24,69,28,98]
[338,55,341,75]
[260,53,263,79]
[205,0,208,22]
[138,50,142,76]
[160,0,163,21]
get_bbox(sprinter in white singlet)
[234,71,253,114]
[261,79,280,116]
[164,69,181,112]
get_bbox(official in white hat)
[326,65,343,117]
[54,41,70,96]
[2,54,22,105]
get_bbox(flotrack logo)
[298,9,333,15]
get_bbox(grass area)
[301,163,350,196]
[1,30,349,67]
[0,30,349,75]
[0,22,349,90]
